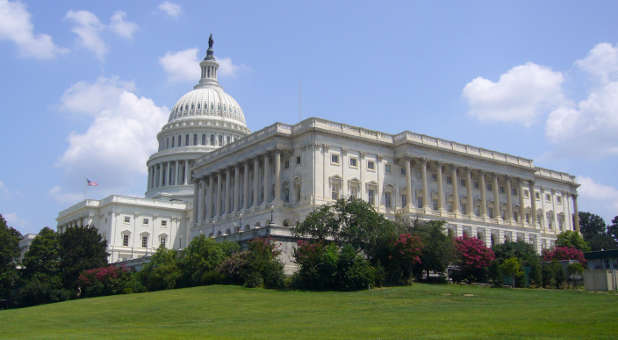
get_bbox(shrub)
[543,247,586,264]
[335,244,375,291]
[567,262,584,288]
[177,236,238,287]
[138,248,181,291]
[498,257,523,287]
[453,236,495,283]
[218,238,284,289]
[77,265,133,297]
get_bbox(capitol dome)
[145,35,251,201]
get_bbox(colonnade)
[193,150,283,225]
[147,159,192,190]
[399,158,580,233]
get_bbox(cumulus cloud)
[65,10,106,60]
[575,42,618,84]
[3,212,27,228]
[65,9,138,60]
[159,48,248,82]
[109,10,138,39]
[0,0,67,59]
[462,62,565,126]
[49,185,85,205]
[577,176,618,221]
[56,77,168,197]
[0,180,7,196]
[546,43,618,156]
[158,1,181,18]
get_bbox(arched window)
[185,134,189,145]
[159,234,168,248]
[178,135,181,146]
[193,134,197,145]
[210,135,215,145]
[218,135,223,146]
[171,137,175,147]
[141,233,149,248]
[202,134,206,145]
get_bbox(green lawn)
[1,284,616,339]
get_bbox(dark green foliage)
[552,262,566,289]
[567,262,584,288]
[578,212,617,251]
[541,263,554,288]
[411,220,454,279]
[491,240,540,287]
[59,225,108,290]
[138,248,181,291]
[16,275,71,307]
[177,236,237,287]
[0,214,22,302]
[556,231,590,251]
[499,257,523,287]
[77,266,137,297]
[293,242,374,291]
[217,238,284,289]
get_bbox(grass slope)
[1,284,616,339]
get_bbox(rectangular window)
[431,174,438,182]
[161,220,167,227]
[368,189,376,205]
[160,237,166,248]
[284,160,290,169]
[142,236,148,248]
[512,188,517,195]
[500,186,505,193]
[123,234,129,247]
[474,181,479,189]
[400,167,406,176]
[227,136,231,144]
[385,192,392,208]
[124,216,130,223]
[218,135,223,146]
[331,182,341,200]
[535,192,540,200]
[446,176,452,185]
[349,158,358,167]
[193,134,198,145]
[417,197,423,208]
[545,194,551,202]
[296,156,301,165]
[487,183,493,191]
[385,164,391,174]
[331,153,340,164]
[524,190,529,198]
[367,161,375,170]
[557,196,562,204]
[460,179,466,187]
[185,134,189,145]
[401,194,407,208]
[432,199,438,210]
[143,218,149,224]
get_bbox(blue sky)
[1,0,618,234]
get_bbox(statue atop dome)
[208,34,214,49]
[205,33,215,60]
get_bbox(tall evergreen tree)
[59,225,108,290]
[0,214,22,303]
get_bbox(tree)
[0,214,22,304]
[453,236,495,283]
[556,231,590,251]
[138,248,181,291]
[609,216,618,242]
[22,227,60,279]
[578,212,617,251]
[499,257,523,287]
[177,236,238,287]
[59,225,108,290]
[543,247,586,264]
[411,220,455,280]
[491,240,541,287]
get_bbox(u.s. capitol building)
[57,38,580,271]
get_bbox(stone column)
[158,164,164,187]
[225,168,231,215]
[405,159,412,210]
[274,150,281,202]
[197,179,205,224]
[215,172,222,217]
[234,165,240,212]
[253,157,259,208]
[551,190,558,234]
[573,194,580,233]
[184,160,190,185]
[147,167,152,190]
[175,161,180,186]
[263,153,270,204]
[530,182,537,227]
[493,174,501,222]
[421,159,429,211]
[506,177,513,224]
[480,171,487,219]
[564,191,572,230]
[466,168,473,217]
[540,187,547,232]
[437,162,445,214]
[452,166,459,216]
[519,179,526,226]
[192,179,198,225]
[244,161,249,209]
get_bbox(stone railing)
[534,167,578,184]
[394,131,534,168]
[57,199,101,219]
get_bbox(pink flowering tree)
[453,236,495,282]
[77,265,133,297]
[542,246,586,264]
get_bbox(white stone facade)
[191,118,580,263]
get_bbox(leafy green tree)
[59,225,108,290]
[138,248,181,291]
[177,236,238,286]
[411,220,455,279]
[22,227,60,279]
[499,257,523,287]
[491,240,540,287]
[609,216,618,242]
[0,214,22,304]
[579,212,606,240]
[556,231,590,251]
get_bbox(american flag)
[87,178,98,186]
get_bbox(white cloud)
[158,1,181,18]
[0,0,67,59]
[0,180,7,196]
[49,185,84,205]
[65,10,106,60]
[159,48,248,83]
[56,77,168,194]
[159,48,199,82]
[575,42,618,84]
[3,212,27,228]
[577,176,618,221]
[462,62,565,126]
[109,11,138,39]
